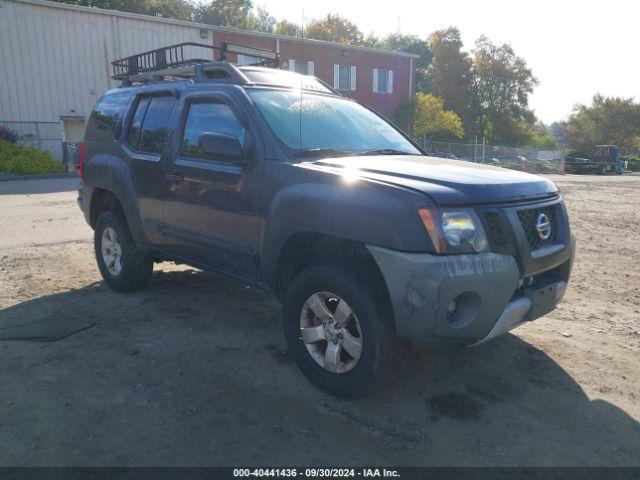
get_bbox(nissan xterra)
[78,43,575,397]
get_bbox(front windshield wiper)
[293,148,355,159]
[358,148,416,156]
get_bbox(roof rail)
[111,42,279,85]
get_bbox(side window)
[85,92,133,142]
[127,96,150,149]
[137,95,176,155]
[181,101,246,160]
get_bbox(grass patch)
[0,140,64,175]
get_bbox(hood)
[304,155,559,205]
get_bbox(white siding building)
[0,0,217,157]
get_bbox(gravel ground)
[0,174,638,466]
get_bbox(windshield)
[247,89,420,158]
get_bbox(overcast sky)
[259,0,639,124]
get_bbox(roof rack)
[111,42,280,85]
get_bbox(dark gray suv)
[78,44,575,397]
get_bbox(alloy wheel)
[101,227,123,276]
[299,292,363,374]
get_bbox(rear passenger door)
[162,92,263,280]
[123,92,178,245]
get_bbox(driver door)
[162,92,263,281]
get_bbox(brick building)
[215,31,418,121]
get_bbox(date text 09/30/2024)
[233,468,401,478]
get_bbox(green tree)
[376,34,431,92]
[397,93,464,140]
[274,19,301,37]
[470,35,538,145]
[528,123,558,149]
[52,0,194,20]
[51,0,145,12]
[427,27,474,135]
[549,121,568,145]
[145,0,194,20]
[305,14,371,46]
[195,0,254,29]
[531,133,558,149]
[566,94,640,154]
[248,6,276,33]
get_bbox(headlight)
[418,208,488,254]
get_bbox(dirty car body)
[78,54,575,396]
[295,155,575,345]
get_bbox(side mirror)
[198,132,243,162]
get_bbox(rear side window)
[126,95,177,155]
[137,96,177,155]
[85,92,133,142]
[181,101,245,159]
[127,96,150,148]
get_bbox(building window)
[333,64,356,91]
[288,59,315,76]
[373,68,394,94]
[237,54,260,66]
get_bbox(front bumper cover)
[367,236,574,344]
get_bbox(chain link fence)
[1,121,63,157]
[421,140,565,174]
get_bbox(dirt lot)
[0,174,638,466]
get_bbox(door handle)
[166,170,184,183]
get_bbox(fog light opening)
[445,291,482,329]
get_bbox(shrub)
[0,124,18,143]
[0,140,64,175]
[623,155,640,172]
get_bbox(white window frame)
[237,54,260,66]
[288,59,315,76]
[334,64,356,91]
[373,68,394,94]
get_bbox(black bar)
[0,468,638,480]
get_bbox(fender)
[84,154,149,245]
[260,176,433,288]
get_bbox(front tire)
[282,265,397,397]
[94,211,153,292]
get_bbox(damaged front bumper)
[367,236,575,345]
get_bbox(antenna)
[299,8,304,156]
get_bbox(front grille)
[484,212,508,248]
[517,205,559,249]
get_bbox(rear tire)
[94,211,153,292]
[282,265,397,397]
